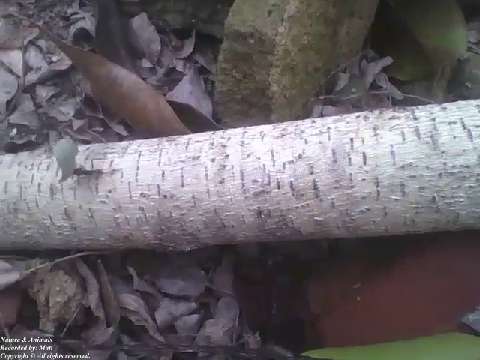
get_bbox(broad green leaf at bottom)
[303,333,480,360]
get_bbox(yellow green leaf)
[303,333,480,360]
[388,0,467,67]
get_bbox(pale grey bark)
[1,100,480,250]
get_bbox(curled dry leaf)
[193,41,217,74]
[127,266,163,301]
[462,308,480,334]
[375,72,404,100]
[0,17,22,49]
[47,97,78,123]
[97,260,121,327]
[118,292,164,342]
[0,260,22,290]
[362,56,394,89]
[196,297,239,346]
[75,259,105,321]
[24,43,51,86]
[129,12,161,64]
[34,84,58,105]
[174,313,202,335]
[103,116,129,137]
[195,318,235,346]
[154,265,207,298]
[0,48,22,76]
[166,62,213,120]
[25,43,48,69]
[0,66,17,116]
[154,297,197,330]
[72,118,88,131]
[8,93,39,129]
[167,100,222,133]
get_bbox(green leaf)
[388,0,467,70]
[371,1,434,82]
[303,333,480,360]
[390,0,468,63]
[375,0,467,98]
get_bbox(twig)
[59,305,82,338]
[24,250,111,277]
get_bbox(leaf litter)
[0,0,222,156]
[312,51,404,117]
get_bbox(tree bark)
[1,100,480,250]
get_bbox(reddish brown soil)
[307,234,480,346]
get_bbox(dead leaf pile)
[311,51,403,118]
[0,250,251,359]
[0,0,221,155]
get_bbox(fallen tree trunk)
[1,100,480,250]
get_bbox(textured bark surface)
[1,100,480,250]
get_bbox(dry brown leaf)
[24,19,190,137]
[166,62,213,120]
[0,66,17,116]
[0,259,23,290]
[195,297,239,346]
[127,266,163,301]
[167,100,222,133]
[75,258,105,321]
[129,12,161,64]
[59,40,190,137]
[154,265,207,298]
[0,18,22,49]
[174,313,202,335]
[118,292,164,342]
[154,297,197,330]
[97,260,121,328]
[28,267,85,332]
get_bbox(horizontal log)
[1,100,480,250]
